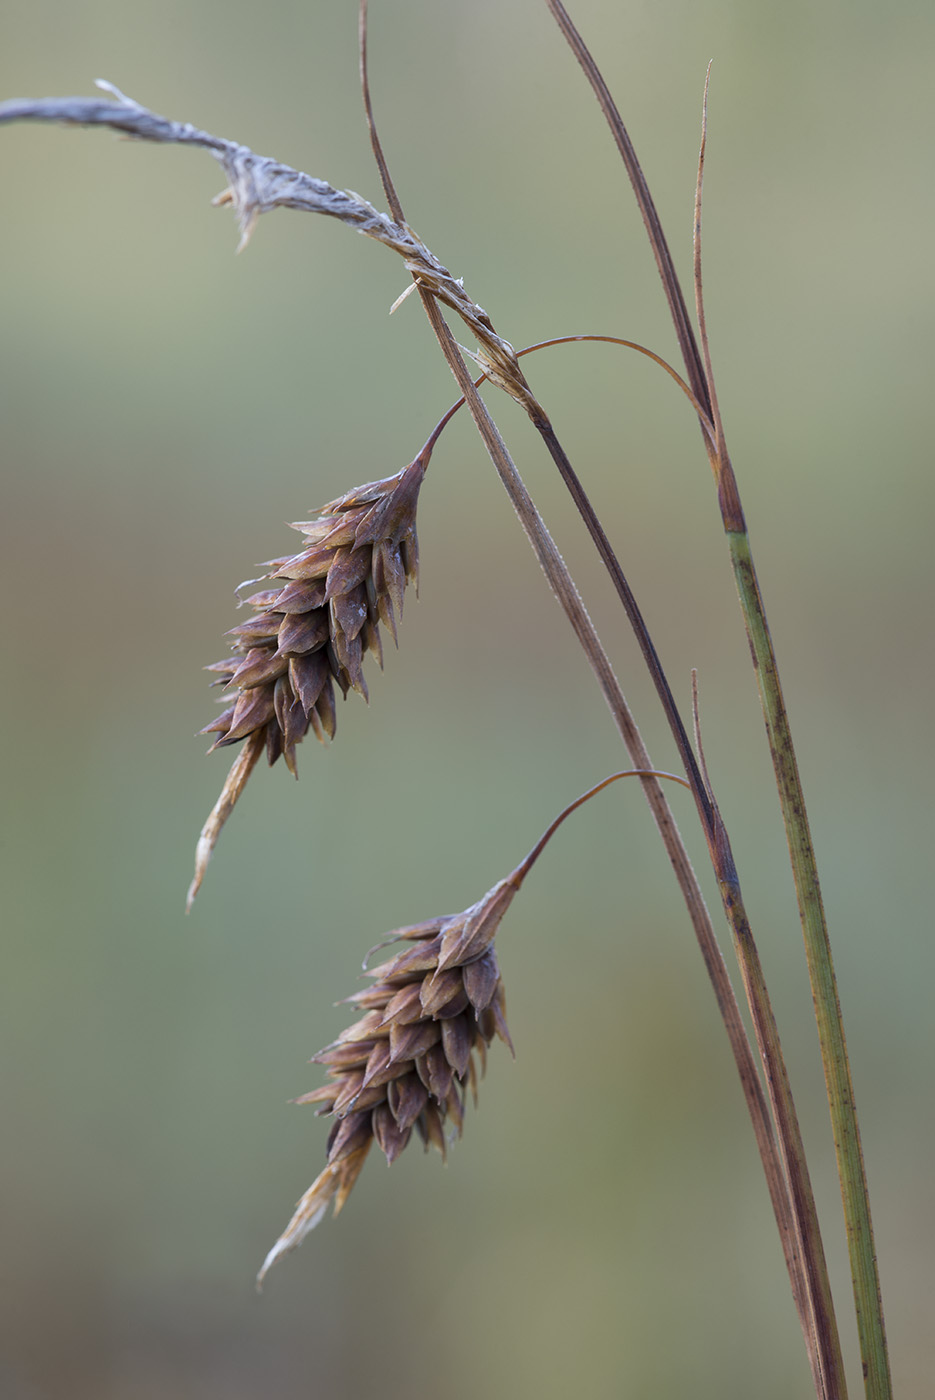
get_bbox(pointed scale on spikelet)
[187,453,428,910]
[256,876,519,1287]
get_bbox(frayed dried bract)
[187,454,427,909]
[255,1143,371,1288]
[256,876,519,1286]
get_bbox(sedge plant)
[0,4,892,1397]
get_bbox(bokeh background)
[1,2,932,1397]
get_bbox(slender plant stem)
[357,4,824,1384]
[728,529,891,1400]
[418,298,829,1383]
[422,334,716,460]
[513,767,691,880]
[530,409,714,837]
[520,387,840,1400]
[545,1,712,423]
[711,819,844,1400]
[515,756,847,1400]
[428,282,840,1394]
[510,339,846,1395]
[544,4,890,1396]
[409,194,835,1400]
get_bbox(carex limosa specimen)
[0,76,837,1398]
[0,8,893,1396]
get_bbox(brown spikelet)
[187,452,427,909]
[256,876,518,1287]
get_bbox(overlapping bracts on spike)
[257,877,517,1285]
[202,456,425,773]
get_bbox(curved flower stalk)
[187,452,427,909]
[257,876,517,1287]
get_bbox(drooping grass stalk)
[419,310,843,1400]
[429,335,845,1397]
[545,4,891,1396]
[423,323,843,1400]
[378,293,831,1389]
[357,14,828,1391]
[524,393,846,1400]
[433,331,842,1400]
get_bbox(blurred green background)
[1,2,932,1397]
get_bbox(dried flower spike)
[255,770,693,1285]
[256,875,518,1286]
[186,451,428,910]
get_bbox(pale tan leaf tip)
[388,281,418,314]
[186,730,264,912]
[256,1143,371,1290]
[256,1165,337,1290]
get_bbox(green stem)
[713,819,847,1399]
[728,527,891,1400]
[412,286,830,1389]
[513,763,847,1395]
[540,7,892,1390]
[526,399,843,1399]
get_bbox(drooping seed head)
[187,454,427,909]
[256,876,518,1287]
